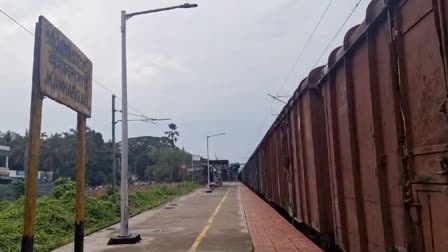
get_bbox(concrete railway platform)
[240,184,322,252]
[53,182,320,252]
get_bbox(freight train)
[239,0,448,251]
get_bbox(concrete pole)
[112,95,116,191]
[110,17,139,235]
[207,136,210,191]
[120,10,129,237]
[5,155,8,169]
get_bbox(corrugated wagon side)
[317,0,448,251]
[395,0,448,250]
[240,0,448,251]
[287,68,334,246]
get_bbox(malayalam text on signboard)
[38,16,92,117]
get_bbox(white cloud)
[0,0,370,162]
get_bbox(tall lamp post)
[109,3,198,245]
[206,133,226,193]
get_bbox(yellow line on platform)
[190,188,231,251]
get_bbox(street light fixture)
[109,3,198,245]
[206,133,226,193]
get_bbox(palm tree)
[164,123,179,147]
[41,132,48,139]
[0,130,18,145]
[9,132,27,170]
[0,131,27,170]
[40,133,68,173]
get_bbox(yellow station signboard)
[38,16,92,117]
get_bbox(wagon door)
[411,184,448,252]
[396,0,448,251]
[282,119,295,216]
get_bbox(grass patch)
[0,178,200,252]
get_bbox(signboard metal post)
[75,113,87,252]
[21,16,92,252]
[21,20,43,251]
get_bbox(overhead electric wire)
[312,0,364,68]
[0,9,158,124]
[258,0,363,156]
[0,9,34,36]
[118,110,171,122]
[124,111,148,119]
[93,79,116,97]
[92,81,148,119]
[255,0,335,149]
[267,93,287,105]
[275,0,334,96]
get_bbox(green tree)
[128,136,172,180]
[164,123,179,147]
[40,133,67,173]
[0,131,27,170]
[9,131,27,169]
[0,128,188,185]
[146,147,191,182]
[85,129,113,186]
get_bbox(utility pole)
[111,98,171,190]
[207,138,210,192]
[191,158,194,182]
[134,160,137,181]
[112,95,116,191]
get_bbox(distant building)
[187,158,239,185]
[223,162,240,181]
[9,169,25,178]
[188,156,208,183]
[0,145,10,177]
[0,145,54,183]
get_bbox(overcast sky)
[0,0,370,163]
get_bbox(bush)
[12,179,25,198]
[0,179,200,252]
[106,184,118,196]
[51,178,76,200]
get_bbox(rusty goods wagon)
[239,0,448,251]
[288,67,334,244]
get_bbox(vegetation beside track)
[0,178,200,252]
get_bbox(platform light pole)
[109,3,198,245]
[206,133,225,193]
